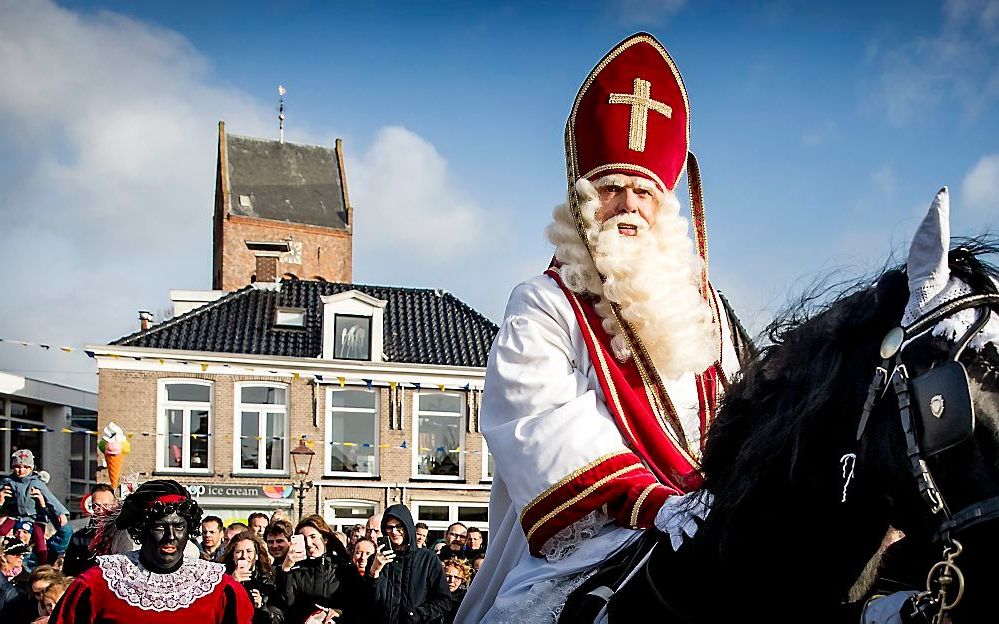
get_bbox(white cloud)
[350,127,489,264]
[0,0,491,388]
[867,0,999,125]
[961,153,999,215]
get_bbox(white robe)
[457,275,741,623]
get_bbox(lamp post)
[290,436,315,521]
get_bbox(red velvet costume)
[50,551,254,624]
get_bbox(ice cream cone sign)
[98,422,131,489]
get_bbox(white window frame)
[322,498,378,532]
[411,500,489,541]
[325,387,380,477]
[481,438,494,483]
[412,391,465,481]
[232,382,290,475]
[156,379,213,474]
[320,290,386,362]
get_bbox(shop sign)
[186,484,294,500]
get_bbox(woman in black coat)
[274,515,367,624]
[222,529,283,624]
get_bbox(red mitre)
[566,33,689,192]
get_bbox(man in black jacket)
[368,504,451,624]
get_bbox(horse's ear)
[903,187,951,325]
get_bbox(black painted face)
[141,512,189,572]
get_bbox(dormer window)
[274,307,306,328]
[321,290,387,362]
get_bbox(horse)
[563,189,999,623]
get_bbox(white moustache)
[600,213,650,234]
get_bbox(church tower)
[212,121,353,290]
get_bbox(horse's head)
[696,188,999,617]
[857,189,999,619]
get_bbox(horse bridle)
[852,291,999,621]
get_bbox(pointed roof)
[224,133,349,230]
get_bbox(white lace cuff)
[541,509,610,562]
[654,489,713,551]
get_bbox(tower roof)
[224,133,349,230]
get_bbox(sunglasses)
[445,574,464,581]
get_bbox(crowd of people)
[0,448,486,624]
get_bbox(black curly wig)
[116,479,203,542]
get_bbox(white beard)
[546,177,718,380]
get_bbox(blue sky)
[1,0,998,389]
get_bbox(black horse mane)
[700,238,999,556]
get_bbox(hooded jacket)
[369,504,451,624]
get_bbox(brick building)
[90,280,497,542]
[213,121,353,290]
[90,125,500,542]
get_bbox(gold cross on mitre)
[608,77,672,152]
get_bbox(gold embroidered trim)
[525,462,643,543]
[580,163,667,194]
[519,450,631,524]
[630,482,659,527]
[608,77,672,152]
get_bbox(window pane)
[71,435,86,480]
[10,401,44,422]
[417,414,460,476]
[417,505,449,522]
[165,409,184,468]
[166,383,210,402]
[241,386,286,405]
[419,394,461,413]
[329,411,376,473]
[330,503,375,520]
[333,315,372,360]
[266,412,285,470]
[457,506,488,523]
[240,411,259,470]
[331,390,376,409]
[190,409,209,468]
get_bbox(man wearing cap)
[458,33,753,622]
[49,479,254,623]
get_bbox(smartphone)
[377,536,392,552]
[291,534,306,557]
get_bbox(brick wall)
[98,370,489,521]
[214,216,352,291]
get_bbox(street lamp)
[290,436,315,521]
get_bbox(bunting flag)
[0,335,483,394]
[2,426,490,454]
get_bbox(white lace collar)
[97,551,225,612]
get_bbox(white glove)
[654,489,713,551]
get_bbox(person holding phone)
[367,504,451,624]
[274,515,366,623]
[222,529,283,624]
